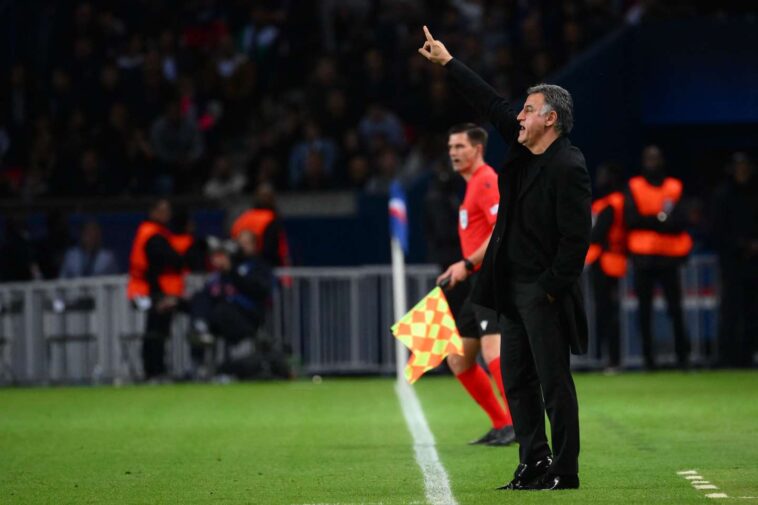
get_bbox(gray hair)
[526,84,574,135]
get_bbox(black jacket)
[446,59,592,354]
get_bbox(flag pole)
[391,237,409,383]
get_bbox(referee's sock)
[456,364,509,429]
[487,357,513,426]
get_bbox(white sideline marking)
[677,470,730,499]
[396,382,458,505]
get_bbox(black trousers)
[590,265,621,367]
[633,263,690,367]
[189,293,262,364]
[500,281,580,476]
[142,308,173,378]
[718,258,758,367]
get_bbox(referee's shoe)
[469,425,516,446]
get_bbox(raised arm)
[418,26,519,144]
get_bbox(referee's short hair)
[448,123,488,150]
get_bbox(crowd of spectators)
[0,0,638,201]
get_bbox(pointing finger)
[423,25,434,43]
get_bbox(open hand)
[418,25,453,66]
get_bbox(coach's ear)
[545,109,558,129]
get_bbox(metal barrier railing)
[0,266,439,385]
[0,257,720,385]
[583,255,719,368]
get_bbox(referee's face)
[448,133,480,176]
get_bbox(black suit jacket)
[446,59,592,354]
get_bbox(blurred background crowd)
[0,0,755,272]
[1,0,751,201]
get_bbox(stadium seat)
[44,295,97,384]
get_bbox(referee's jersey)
[458,164,500,268]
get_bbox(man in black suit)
[419,27,591,491]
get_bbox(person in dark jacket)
[189,230,273,369]
[585,163,627,372]
[711,153,758,368]
[127,199,197,380]
[419,26,591,491]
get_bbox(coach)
[419,27,591,491]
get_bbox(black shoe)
[469,427,500,445]
[496,456,553,490]
[528,473,580,490]
[486,425,516,446]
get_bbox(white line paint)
[396,381,458,505]
[678,470,730,499]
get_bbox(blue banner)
[388,179,409,254]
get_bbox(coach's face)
[517,93,553,148]
[448,133,480,175]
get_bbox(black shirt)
[502,152,546,282]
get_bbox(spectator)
[358,103,405,152]
[35,212,72,280]
[0,216,41,282]
[365,146,400,194]
[203,155,247,200]
[150,99,205,193]
[76,147,112,196]
[59,220,119,278]
[346,155,371,189]
[288,121,337,189]
[711,153,758,368]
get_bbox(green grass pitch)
[1,371,757,504]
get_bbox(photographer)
[190,231,273,371]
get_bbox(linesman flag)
[391,287,464,384]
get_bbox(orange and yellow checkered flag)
[391,287,464,384]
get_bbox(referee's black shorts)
[446,271,499,339]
